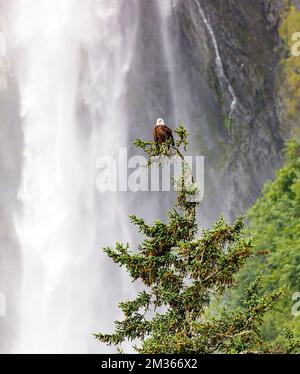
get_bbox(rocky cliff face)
[84,0,297,223]
[201,0,284,217]
[169,0,299,220]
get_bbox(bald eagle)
[153,118,175,149]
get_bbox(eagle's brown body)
[153,120,175,147]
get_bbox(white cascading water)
[5,0,219,353]
[196,2,237,117]
[11,0,137,353]
[159,0,179,122]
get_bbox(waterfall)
[196,2,237,118]
[2,0,225,353]
[10,0,137,353]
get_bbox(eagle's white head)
[155,118,164,127]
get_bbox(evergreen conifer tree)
[94,126,298,354]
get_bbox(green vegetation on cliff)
[228,140,300,341]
